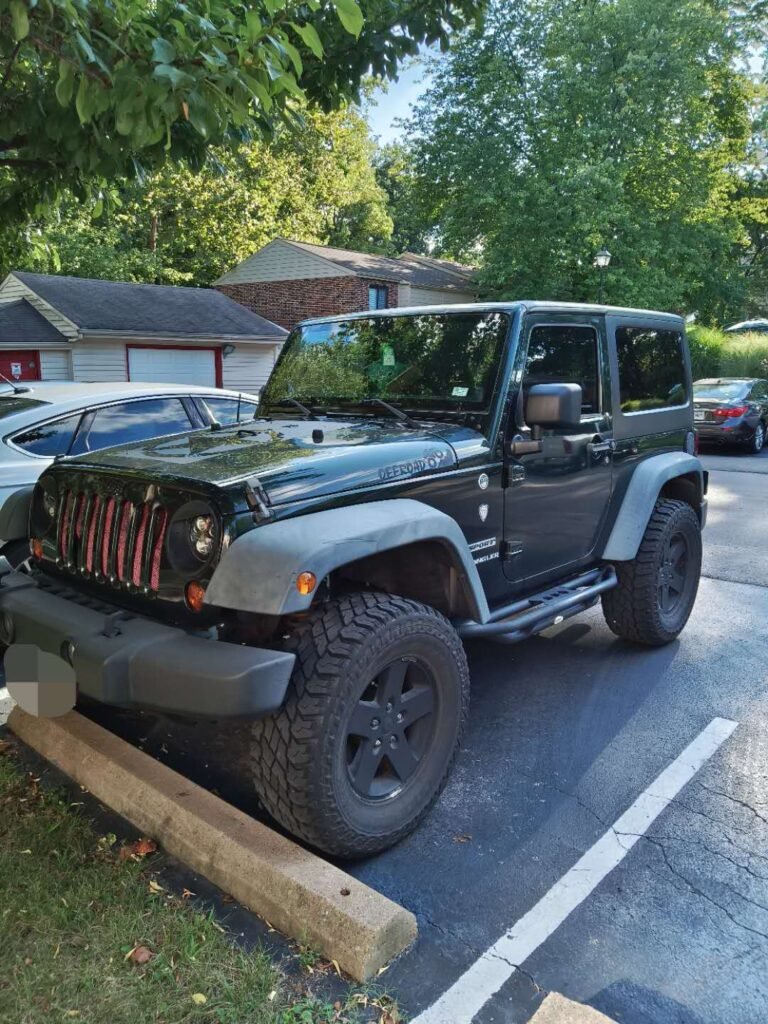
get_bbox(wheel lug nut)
[389,735,397,747]
[370,718,380,729]
[396,712,403,723]
[373,739,382,750]
[386,701,393,712]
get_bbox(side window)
[72,398,193,454]
[202,397,258,426]
[616,326,687,412]
[523,325,600,415]
[11,413,83,457]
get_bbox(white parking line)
[412,716,738,1024]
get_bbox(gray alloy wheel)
[751,421,766,453]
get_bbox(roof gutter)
[75,329,286,343]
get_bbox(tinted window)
[73,398,193,454]
[616,326,687,412]
[0,396,50,420]
[202,397,258,426]
[11,413,83,457]
[693,381,748,401]
[263,312,509,412]
[523,325,600,415]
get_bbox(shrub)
[687,326,768,381]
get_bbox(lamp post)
[594,248,611,304]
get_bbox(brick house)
[215,238,478,330]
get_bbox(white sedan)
[0,380,259,564]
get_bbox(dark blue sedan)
[693,378,768,453]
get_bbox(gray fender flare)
[206,498,491,622]
[601,452,704,561]
[0,485,34,544]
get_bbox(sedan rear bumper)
[0,571,295,718]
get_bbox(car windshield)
[693,382,748,400]
[0,396,50,419]
[261,311,510,415]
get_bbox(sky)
[365,54,436,144]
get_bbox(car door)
[502,315,614,583]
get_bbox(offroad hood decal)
[68,417,462,505]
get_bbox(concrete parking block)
[529,994,617,1024]
[8,706,417,981]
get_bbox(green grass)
[0,745,391,1024]
[688,326,768,380]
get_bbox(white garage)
[127,346,218,387]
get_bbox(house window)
[368,284,388,310]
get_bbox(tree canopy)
[9,104,392,285]
[400,0,766,320]
[0,0,483,225]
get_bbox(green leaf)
[151,38,177,64]
[280,38,303,76]
[55,60,75,107]
[245,10,262,43]
[332,0,364,38]
[115,107,134,136]
[290,22,324,59]
[92,197,104,218]
[75,76,93,124]
[152,64,195,89]
[10,0,29,40]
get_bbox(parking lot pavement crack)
[623,832,768,944]
[693,780,768,829]
[486,951,550,996]
[639,830,768,881]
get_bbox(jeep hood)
[67,417,463,505]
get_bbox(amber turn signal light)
[185,580,207,613]
[296,571,317,596]
[30,538,43,560]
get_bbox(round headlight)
[189,515,215,557]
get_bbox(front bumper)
[0,571,295,718]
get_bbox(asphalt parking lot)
[2,447,767,1023]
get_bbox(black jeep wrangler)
[0,302,707,857]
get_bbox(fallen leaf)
[453,833,472,844]
[148,879,164,894]
[132,838,157,858]
[222,894,235,903]
[268,990,277,1002]
[331,959,341,977]
[182,888,195,900]
[191,993,207,1005]
[126,945,153,965]
[24,958,32,966]
[64,1012,80,1018]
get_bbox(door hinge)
[503,464,526,488]
[500,540,523,562]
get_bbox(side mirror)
[525,383,583,432]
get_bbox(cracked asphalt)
[3,447,766,1023]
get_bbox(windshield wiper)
[279,398,317,420]
[361,398,420,429]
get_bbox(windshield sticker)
[382,344,396,367]
[451,386,469,397]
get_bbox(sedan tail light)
[712,404,749,420]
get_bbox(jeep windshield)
[260,311,510,418]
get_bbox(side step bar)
[456,566,618,642]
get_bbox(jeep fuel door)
[502,316,614,582]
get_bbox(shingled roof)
[0,299,68,345]
[12,272,287,340]
[275,240,477,292]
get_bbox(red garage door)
[0,350,40,381]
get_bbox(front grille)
[56,488,169,592]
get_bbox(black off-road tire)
[601,499,701,647]
[250,591,470,858]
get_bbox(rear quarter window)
[616,326,687,412]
